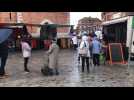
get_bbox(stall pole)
[128,16,134,68]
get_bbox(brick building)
[77,17,102,34]
[0,12,71,49]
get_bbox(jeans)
[81,56,89,72]
[93,54,100,66]
[73,44,78,50]
[0,54,8,75]
[53,68,59,75]
[24,57,29,70]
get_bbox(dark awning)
[102,17,128,26]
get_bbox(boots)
[24,67,30,72]
[55,68,59,75]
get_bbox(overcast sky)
[70,12,102,28]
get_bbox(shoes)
[4,73,9,76]
[24,69,30,72]
[56,72,59,75]
[0,74,9,79]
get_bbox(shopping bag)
[79,49,88,55]
[99,53,105,65]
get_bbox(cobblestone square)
[0,50,134,87]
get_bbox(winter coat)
[0,41,8,57]
[72,36,78,45]
[21,42,31,58]
[79,40,90,57]
[48,42,59,69]
[91,38,102,54]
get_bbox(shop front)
[102,17,129,61]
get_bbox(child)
[21,37,31,72]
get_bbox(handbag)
[79,42,88,56]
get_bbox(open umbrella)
[0,28,13,44]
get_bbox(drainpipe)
[9,12,12,21]
[16,12,23,23]
[16,12,23,28]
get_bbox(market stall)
[102,17,129,61]
[0,23,74,50]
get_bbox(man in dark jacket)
[0,40,9,78]
[0,28,13,78]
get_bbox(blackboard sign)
[109,43,124,64]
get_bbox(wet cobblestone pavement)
[0,49,134,87]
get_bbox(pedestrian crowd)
[71,31,107,73]
[0,32,60,79]
[0,28,107,79]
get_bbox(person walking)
[91,37,102,67]
[72,34,78,50]
[47,39,60,75]
[88,33,93,64]
[77,36,82,64]
[79,34,90,73]
[21,36,32,72]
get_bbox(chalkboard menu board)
[109,43,124,64]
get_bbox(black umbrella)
[0,28,13,44]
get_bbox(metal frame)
[0,23,74,28]
[128,16,134,67]
[109,43,125,65]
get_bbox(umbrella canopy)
[0,28,13,44]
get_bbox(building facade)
[101,12,129,43]
[0,12,71,49]
[101,12,134,21]
[102,12,134,54]
[101,12,134,60]
[0,12,70,38]
[77,17,102,34]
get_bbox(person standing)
[91,37,102,66]
[0,40,9,78]
[47,39,60,75]
[21,36,31,72]
[72,34,78,50]
[79,34,90,73]
[0,28,13,78]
